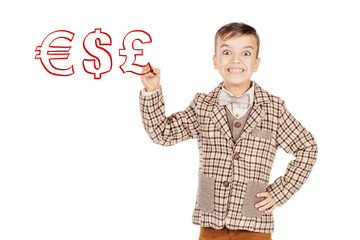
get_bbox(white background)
[1,0,359,239]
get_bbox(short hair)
[214,22,260,58]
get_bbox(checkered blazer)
[139,80,318,233]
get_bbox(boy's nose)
[231,58,242,64]
[231,55,242,64]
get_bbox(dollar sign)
[119,30,152,75]
[82,28,112,79]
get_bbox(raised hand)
[141,64,160,92]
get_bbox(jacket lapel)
[205,82,233,144]
[242,81,271,136]
[212,103,233,143]
[205,80,271,145]
[239,103,265,138]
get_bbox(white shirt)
[141,87,160,96]
[220,81,254,119]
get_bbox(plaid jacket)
[139,80,318,233]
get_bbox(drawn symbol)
[119,30,152,75]
[82,28,112,79]
[35,30,75,76]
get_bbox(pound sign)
[35,30,75,76]
[83,28,112,79]
[119,30,152,75]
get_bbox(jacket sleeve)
[266,100,318,207]
[139,85,200,146]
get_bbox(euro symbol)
[119,30,152,75]
[35,30,75,76]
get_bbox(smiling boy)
[139,22,318,240]
[214,36,259,93]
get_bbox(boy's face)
[213,34,260,89]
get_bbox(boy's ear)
[253,57,261,72]
[213,54,218,69]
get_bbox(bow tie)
[218,89,250,108]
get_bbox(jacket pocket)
[251,129,274,140]
[242,180,268,218]
[197,175,215,214]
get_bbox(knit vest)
[224,106,253,143]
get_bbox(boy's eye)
[243,51,251,56]
[223,50,230,55]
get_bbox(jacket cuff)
[266,179,287,207]
[139,85,163,106]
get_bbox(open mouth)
[227,68,244,73]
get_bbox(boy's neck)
[223,81,252,96]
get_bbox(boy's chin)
[223,78,251,86]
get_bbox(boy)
[139,22,318,240]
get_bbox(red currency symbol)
[82,28,112,80]
[119,30,152,75]
[35,30,75,76]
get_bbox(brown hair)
[214,22,260,58]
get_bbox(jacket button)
[234,122,241,128]
[234,153,240,160]
[223,181,229,187]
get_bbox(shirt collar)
[221,80,255,107]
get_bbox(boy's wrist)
[141,86,161,96]
[145,86,160,92]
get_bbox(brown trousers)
[199,226,272,240]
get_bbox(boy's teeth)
[228,68,244,73]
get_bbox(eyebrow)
[219,44,254,50]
